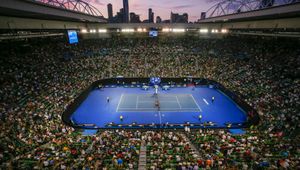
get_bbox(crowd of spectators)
[187,129,298,169]
[13,130,140,169]
[0,35,299,169]
[143,131,199,169]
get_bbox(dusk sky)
[85,0,214,22]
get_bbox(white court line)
[175,96,182,109]
[160,101,179,103]
[137,101,178,103]
[158,111,162,124]
[118,110,201,113]
[190,94,202,112]
[203,98,209,105]
[136,100,155,102]
[120,107,156,110]
[118,94,202,112]
[118,108,198,110]
[116,94,124,112]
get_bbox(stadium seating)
[0,36,299,169]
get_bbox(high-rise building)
[130,12,141,23]
[182,13,188,23]
[171,12,188,23]
[107,3,113,22]
[200,12,206,20]
[148,8,154,23]
[170,12,177,23]
[111,8,124,23]
[151,13,154,23]
[123,0,129,23]
[156,16,162,23]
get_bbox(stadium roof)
[0,0,106,22]
[200,2,300,23]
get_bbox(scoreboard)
[67,30,79,44]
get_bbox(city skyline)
[85,0,212,22]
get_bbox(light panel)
[81,29,87,33]
[172,28,185,33]
[121,29,135,32]
[98,29,107,33]
[199,29,209,33]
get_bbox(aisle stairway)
[138,144,147,170]
[180,133,201,158]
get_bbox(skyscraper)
[200,12,206,20]
[148,8,154,23]
[171,12,178,23]
[182,13,188,23]
[107,3,113,22]
[171,12,188,23]
[130,12,141,23]
[123,0,129,23]
[156,16,162,23]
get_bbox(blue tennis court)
[117,94,200,112]
[71,86,247,128]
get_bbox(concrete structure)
[0,16,299,31]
